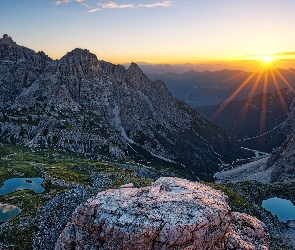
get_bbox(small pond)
[0,178,44,196]
[0,178,44,222]
[262,197,295,232]
[0,203,21,222]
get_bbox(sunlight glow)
[262,56,273,63]
[211,58,295,141]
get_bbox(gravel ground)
[215,156,275,184]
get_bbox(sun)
[262,56,273,63]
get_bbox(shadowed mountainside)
[0,34,244,181]
[196,88,295,153]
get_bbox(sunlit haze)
[1,0,295,70]
[262,56,273,63]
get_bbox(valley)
[195,88,295,153]
[0,34,295,249]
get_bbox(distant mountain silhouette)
[147,69,295,106]
[124,63,228,74]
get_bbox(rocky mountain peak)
[126,62,150,86]
[55,177,269,250]
[0,33,52,64]
[128,61,141,70]
[1,34,16,45]
[127,62,145,76]
[60,48,98,63]
[57,48,100,77]
[0,36,244,181]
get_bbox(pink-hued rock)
[55,177,269,250]
[224,213,269,250]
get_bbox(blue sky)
[1,0,295,66]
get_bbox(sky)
[1,0,295,68]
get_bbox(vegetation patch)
[204,182,261,219]
[0,141,154,249]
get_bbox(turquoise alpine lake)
[262,197,295,232]
[0,178,44,196]
[0,203,21,222]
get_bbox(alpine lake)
[262,197,295,233]
[0,178,44,221]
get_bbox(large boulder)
[55,177,268,249]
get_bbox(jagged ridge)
[0,34,244,181]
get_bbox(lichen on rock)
[55,177,269,250]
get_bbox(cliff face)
[267,132,295,182]
[0,34,243,180]
[55,177,269,250]
[0,34,52,108]
[266,104,295,182]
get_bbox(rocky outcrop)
[286,220,295,230]
[266,133,295,182]
[266,104,295,182]
[0,34,244,181]
[0,34,52,108]
[55,177,269,250]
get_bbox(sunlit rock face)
[55,177,269,250]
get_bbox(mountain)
[123,63,228,74]
[266,105,295,182]
[195,88,295,153]
[0,34,243,181]
[147,69,295,107]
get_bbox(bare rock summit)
[55,177,269,250]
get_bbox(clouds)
[88,8,102,13]
[139,1,172,8]
[53,0,173,12]
[274,52,295,56]
[54,0,89,7]
[54,0,73,5]
[246,52,295,59]
[99,1,134,9]
[88,1,172,12]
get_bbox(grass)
[204,182,261,219]
[0,141,154,249]
[226,180,295,205]
[3,141,291,249]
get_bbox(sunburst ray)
[211,64,264,120]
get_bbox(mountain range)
[196,88,295,153]
[0,34,243,181]
[147,69,295,107]
[2,34,295,249]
